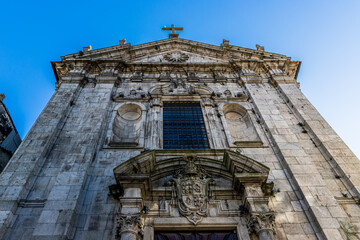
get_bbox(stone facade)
[0,36,359,240]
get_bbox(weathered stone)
[0,34,357,240]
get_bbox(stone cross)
[162,25,183,38]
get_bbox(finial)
[221,39,230,47]
[83,45,92,53]
[256,44,265,51]
[0,94,4,102]
[119,39,126,45]
[162,24,184,39]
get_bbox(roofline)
[62,37,290,60]
[51,61,60,83]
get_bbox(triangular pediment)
[133,50,227,64]
[62,38,289,63]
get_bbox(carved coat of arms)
[169,156,215,224]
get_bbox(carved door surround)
[111,150,275,240]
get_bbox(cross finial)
[162,24,183,39]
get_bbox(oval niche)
[111,104,142,147]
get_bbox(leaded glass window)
[163,102,209,149]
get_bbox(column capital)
[116,213,143,240]
[247,212,275,235]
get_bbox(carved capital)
[201,98,214,107]
[247,212,275,234]
[116,214,143,239]
[150,98,163,108]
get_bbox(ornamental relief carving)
[116,214,143,240]
[247,212,275,234]
[164,52,189,63]
[169,155,215,225]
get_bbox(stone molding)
[51,38,300,86]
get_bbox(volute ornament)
[169,155,215,224]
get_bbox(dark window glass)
[155,231,238,240]
[163,102,209,149]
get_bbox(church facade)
[0,31,360,240]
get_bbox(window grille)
[163,102,209,149]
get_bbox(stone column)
[247,212,275,240]
[145,97,163,149]
[117,214,143,240]
[201,98,228,149]
[117,187,144,240]
[237,174,275,240]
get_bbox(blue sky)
[1,0,360,157]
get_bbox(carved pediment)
[52,38,300,84]
[113,150,270,194]
[133,51,226,64]
[60,38,290,63]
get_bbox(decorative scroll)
[169,155,215,224]
[247,212,275,234]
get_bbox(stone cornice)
[52,38,301,85]
[62,38,289,61]
[51,58,301,86]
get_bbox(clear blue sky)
[1,0,360,157]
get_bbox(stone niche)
[111,103,143,147]
[223,103,261,146]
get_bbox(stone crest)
[164,52,189,63]
[169,155,215,224]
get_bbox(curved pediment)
[113,149,270,192]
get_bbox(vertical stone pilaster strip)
[0,83,81,238]
[277,83,360,197]
[145,98,163,149]
[244,82,348,239]
[201,98,228,149]
[31,83,114,238]
[240,182,275,240]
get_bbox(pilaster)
[0,83,80,239]
[28,83,114,239]
[245,81,350,239]
[201,97,228,149]
[237,174,275,240]
[145,98,163,149]
[277,83,360,197]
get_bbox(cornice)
[52,38,301,86]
